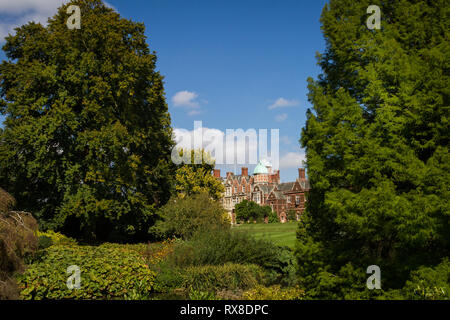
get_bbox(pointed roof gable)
[277,182,295,192]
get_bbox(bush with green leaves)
[188,289,218,300]
[242,285,305,300]
[152,265,184,294]
[17,244,155,299]
[268,211,280,223]
[151,192,229,240]
[287,209,297,222]
[398,258,450,300]
[181,263,265,293]
[235,200,272,223]
[37,230,77,246]
[164,229,297,285]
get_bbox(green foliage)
[235,200,271,223]
[267,211,279,223]
[123,279,153,300]
[37,236,53,251]
[151,192,229,240]
[17,244,156,299]
[399,258,450,300]
[0,0,175,242]
[165,229,297,286]
[33,231,78,264]
[174,149,224,200]
[242,285,305,300]
[188,288,218,300]
[181,263,265,293]
[37,230,77,246]
[152,266,184,294]
[297,0,449,298]
[287,209,297,222]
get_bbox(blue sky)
[0,0,328,182]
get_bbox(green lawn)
[231,222,298,249]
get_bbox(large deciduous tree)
[0,0,175,242]
[297,0,449,298]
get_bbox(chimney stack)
[226,171,233,178]
[241,167,248,177]
[213,169,221,178]
[298,168,306,180]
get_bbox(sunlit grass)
[232,222,298,249]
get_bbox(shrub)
[267,211,279,223]
[287,209,297,222]
[235,201,272,223]
[399,258,450,300]
[188,289,218,300]
[152,265,184,293]
[165,229,297,286]
[167,229,279,269]
[151,261,265,298]
[17,244,155,299]
[0,209,38,299]
[242,285,306,300]
[181,263,265,293]
[37,236,53,251]
[37,230,77,246]
[151,193,229,240]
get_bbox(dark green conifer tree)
[297,0,449,298]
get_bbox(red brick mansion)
[214,160,310,223]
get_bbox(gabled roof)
[239,175,251,183]
[276,182,295,192]
[297,179,311,190]
[268,190,286,200]
[253,184,274,194]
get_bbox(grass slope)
[232,222,298,248]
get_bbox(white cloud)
[0,0,116,42]
[275,113,288,122]
[173,125,304,172]
[172,90,206,116]
[279,152,306,169]
[268,97,300,110]
[172,123,279,168]
[0,0,66,40]
[172,90,200,108]
[0,0,66,15]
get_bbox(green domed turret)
[253,161,269,175]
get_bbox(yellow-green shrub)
[37,230,77,246]
[181,263,265,293]
[17,244,155,299]
[242,285,305,300]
